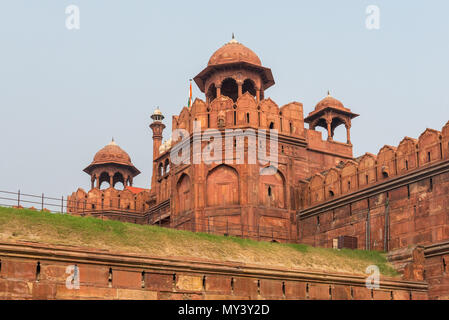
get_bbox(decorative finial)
[229,33,238,44]
[327,90,331,96]
[109,137,117,146]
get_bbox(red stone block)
[78,264,109,286]
[112,270,142,289]
[232,277,258,299]
[284,281,306,300]
[41,263,69,283]
[373,290,393,300]
[32,282,57,299]
[392,290,410,300]
[260,279,283,299]
[205,275,231,295]
[332,285,351,300]
[144,273,174,291]
[351,286,372,300]
[0,279,32,299]
[411,291,428,300]
[1,259,37,281]
[308,283,330,300]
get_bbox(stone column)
[256,89,260,102]
[326,118,333,141]
[109,174,113,189]
[237,82,243,98]
[216,85,221,98]
[346,123,351,144]
[96,176,100,189]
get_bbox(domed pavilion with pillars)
[194,35,275,104]
[83,139,141,189]
[67,139,151,223]
[304,92,359,144]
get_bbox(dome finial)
[327,90,331,96]
[229,33,238,44]
[109,137,117,146]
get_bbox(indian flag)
[187,79,192,108]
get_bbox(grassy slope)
[0,207,398,277]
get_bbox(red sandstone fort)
[59,37,449,298]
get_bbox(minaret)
[149,107,165,188]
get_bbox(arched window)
[259,167,286,208]
[269,122,274,129]
[206,165,239,207]
[99,172,110,190]
[177,174,191,213]
[159,163,164,177]
[221,78,238,102]
[113,172,125,190]
[242,79,256,97]
[165,159,170,174]
[206,83,217,103]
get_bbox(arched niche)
[324,169,340,200]
[397,137,417,174]
[207,83,217,103]
[99,172,111,190]
[206,165,239,207]
[242,79,256,97]
[113,172,125,190]
[176,173,191,214]
[221,78,238,102]
[259,166,286,209]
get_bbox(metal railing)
[0,189,294,243]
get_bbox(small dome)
[314,94,346,112]
[208,39,261,67]
[91,139,133,167]
[153,107,162,116]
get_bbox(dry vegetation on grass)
[0,207,399,277]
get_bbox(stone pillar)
[91,177,95,190]
[326,118,333,141]
[109,174,113,189]
[256,89,260,102]
[216,85,221,98]
[96,176,100,189]
[237,82,243,97]
[346,124,351,144]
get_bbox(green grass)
[0,206,399,277]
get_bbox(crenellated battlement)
[299,121,449,209]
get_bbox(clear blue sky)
[1,0,448,197]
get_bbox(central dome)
[208,39,262,67]
[91,140,133,167]
[314,95,347,112]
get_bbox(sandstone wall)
[0,241,427,300]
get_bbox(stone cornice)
[0,241,427,291]
[424,240,449,258]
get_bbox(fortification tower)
[83,139,141,190]
[194,35,274,104]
